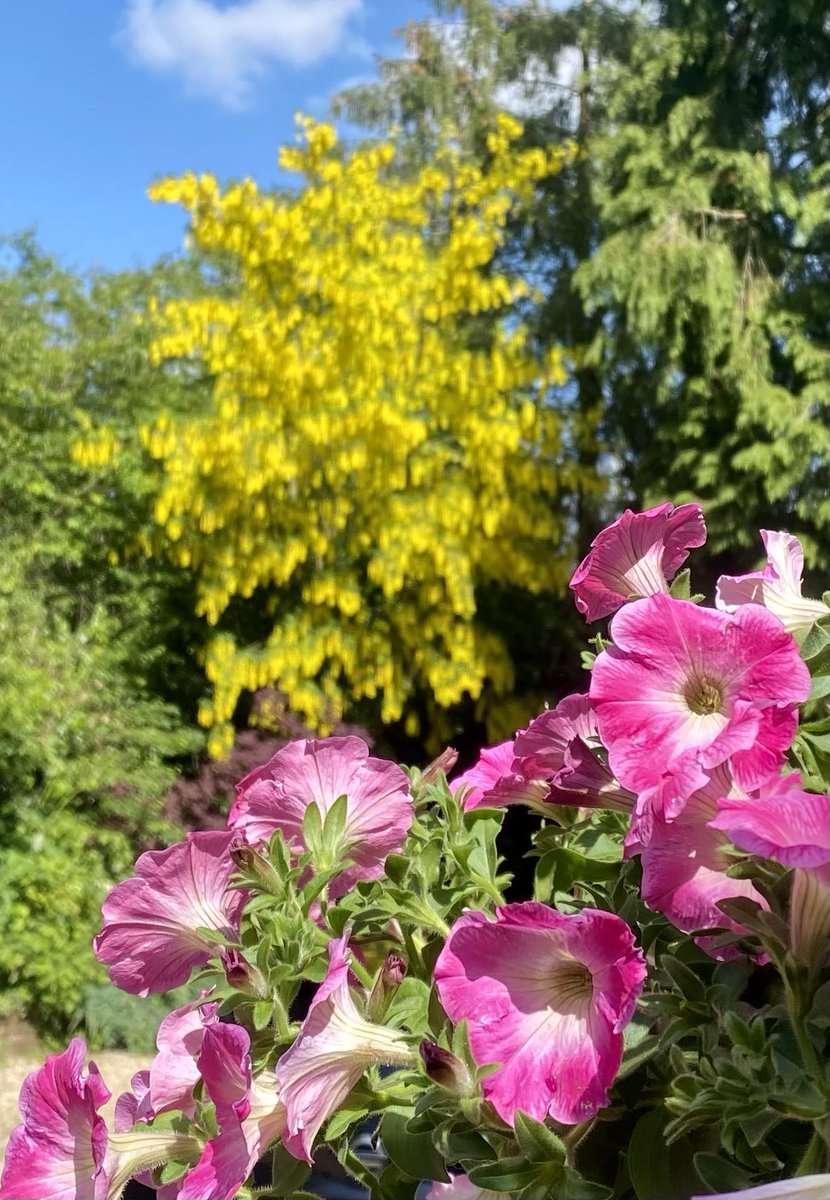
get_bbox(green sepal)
[301,800,324,859]
[797,621,830,660]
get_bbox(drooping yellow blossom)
[117,117,574,751]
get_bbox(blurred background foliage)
[1,0,828,1045]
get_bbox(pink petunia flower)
[94,831,246,996]
[710,773,830,971]
[716,530,830,633]
[450,740,549,812]
[709,773,829,870]
[513,694,636,812]
[276,936,415,1163]
[0,1039,200,1200]
[228,736,414,898]
[177,1023,285,1200]
[590,595,810,797]
[569,502,706,622]
[0,1038,111,1200]
[115,993,219,1131]
[626,765,769,959]
[433,903,647,1127]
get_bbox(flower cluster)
[471,504,826,962]
[75,116,578,755]
[3,504,827,1200]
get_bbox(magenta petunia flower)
[433,903,647,1127]
[709,773,830,970]
[228,736,414,898]
[513,694,636,812]
[569,502,707,622]
[0,1039,200,1200]
[276,936,415,1163]
[716,530,830,633]
[0,1038,111,1200]
[450,740,549,812]
[590,595,810,796]
[709,773,829,869]
[114,993,219,1133]
[177,1023,285,1200]
[626,767,769,959]
[94,831,247,996]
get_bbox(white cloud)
[118,0,365,109]
[495,47,583,125]
[425,19,584,129]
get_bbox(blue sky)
[0,0,429,272]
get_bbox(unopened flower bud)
[221,948,268,998]
[368,954,407,1021]
[790,866,830,976]
[419,1040,472,1095]
[420,747,460,788]
[228,837,282,895]
[382,954,407,987]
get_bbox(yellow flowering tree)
[137,116,575,754]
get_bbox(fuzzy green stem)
[348,955,374,990]
[783,974,830,1108]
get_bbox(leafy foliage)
[0,808,123,1039]
[0,237,205,1039]
[578,0,830,570]
[337,0,830,578]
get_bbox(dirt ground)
[0,1017,149,1161]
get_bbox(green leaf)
[385,976,431,1035]
[327,905,350,937]
[661,955,706,1003]
[513,1111,567,1164]
[325,1104,370,1142]
[379,1109,447,1182]
[628,1110,677,1200]
[798,726,830,754]
[372,1165,420,1200]
[385,853,409,884]
[693,1153,754,1193]
[534,847,619,901]
[560,1169,614,1200]
[740,1108,780,1147]
[270,1142,311,1195]
[468,1157,559,1193]
[617,1014,684,1080]
[444,1130,496,1164]
[716,897,788,945]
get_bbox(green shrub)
[76,984,195,1055]
[0,810,123,1040]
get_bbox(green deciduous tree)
[0,235,206,1036]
